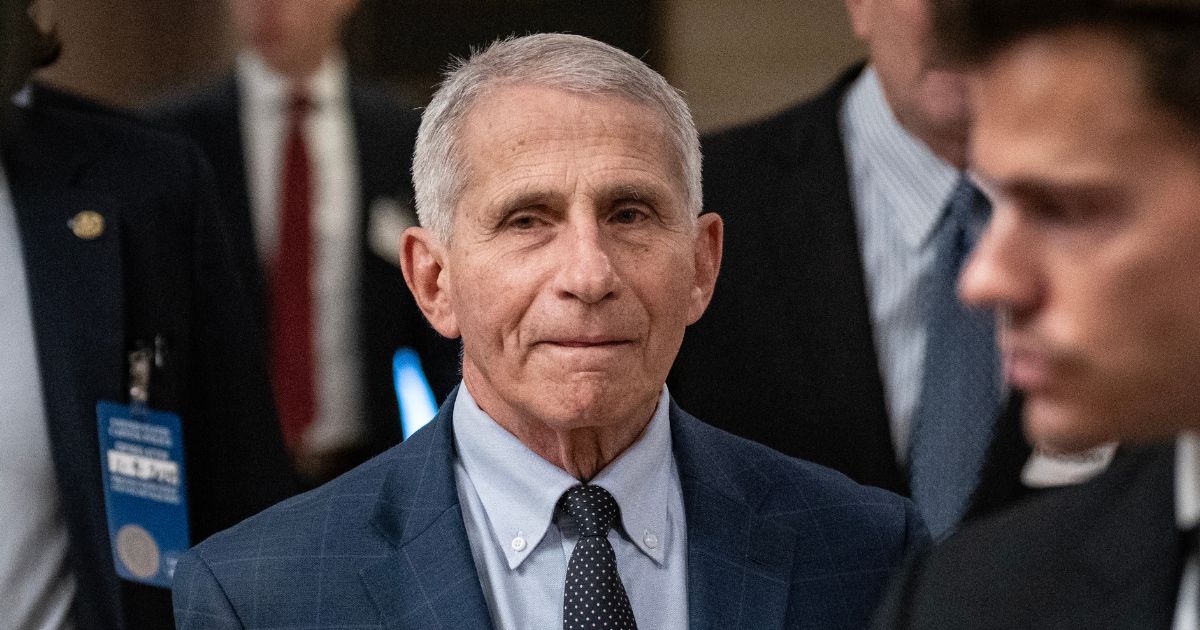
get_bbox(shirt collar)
[12,83,31,108]
[842,66,960,249]
[1176,432,1200,530]
[453,385,675,570]
[235,50,348,113]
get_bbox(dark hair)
[932,0,1200,135]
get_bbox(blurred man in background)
[0,0,295,627]
[151,0,460,484]
[670,0,1105,538]
[874,0,1200,627]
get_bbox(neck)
[520,421,649,481]
[462,371,657,480]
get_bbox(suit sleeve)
[172,551,245,630]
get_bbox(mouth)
[1002,341,1057,392]
[543,338,635,348]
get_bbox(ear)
[400,226,461,339]
[685,212,724,325]
[844,0,874,40]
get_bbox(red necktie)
[270,92,315,452]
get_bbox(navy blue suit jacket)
[173,389,927,629]
[4,86,296,630]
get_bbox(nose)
[554,221,618,304]
[957,204,1041,319]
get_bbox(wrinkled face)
[846,0,971,163]
[425,85,721,435]
[961,29,1200,450]
[230,0,357,75]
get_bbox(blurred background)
[34,0,863,133]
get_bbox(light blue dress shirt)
[453,385,688,630]
[840,67,961,461]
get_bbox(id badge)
[96,400,190,588]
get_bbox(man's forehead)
[970,31,1154,168]
[455,85,681,187]
[461,85,667,145]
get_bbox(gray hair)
[412,33,702,242]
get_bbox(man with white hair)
[172,33,926,630]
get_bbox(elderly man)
[172,34,926,630]
[872,0,1200,628]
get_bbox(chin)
[1022,396,1117,453]
[546,379,656,430]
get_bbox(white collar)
[452,385,675,570]
[236,50,348,112]
[842,66,961,249]
[1176,432,1200,530]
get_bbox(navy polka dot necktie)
[559,484,638,630]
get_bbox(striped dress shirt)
[839,67,960,462]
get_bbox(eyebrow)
[975,167,1125,201]
[492,190,560,215]
[598,182,670,209]
[490,181,671,214]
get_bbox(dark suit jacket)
[173,389,929,629]
[148,73,460,465]
[873,443,1182,629]
[3,86,297,630]
[669,64,1030,517]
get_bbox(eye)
[505,212,546,231]
[1024,192,1110,226]
[611,206,650,225]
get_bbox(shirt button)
[643,531,659,549]
[511,536,527,552]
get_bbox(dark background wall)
[34,0,861,131]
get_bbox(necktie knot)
[940,175,991,258]
[559,484,620,537]
[286,90,312,120]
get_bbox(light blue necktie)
[908,175,1001,539]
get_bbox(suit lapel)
[360,389,494,630]
[4,106,128,629]
[672,404,795,629]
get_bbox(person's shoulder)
[885,442,1176,628]
[701,62,864,162]
[17,87,207,203]
[30,85,193,156]
[675,408,912,522]
[143,74,238,126]
[347,76,420,128]
[930,443,1171,570]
